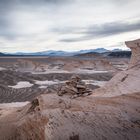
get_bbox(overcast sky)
[0,0,140,53]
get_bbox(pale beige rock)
[0,93,140,140]
[125,39,140,68]
[92,38,140,97]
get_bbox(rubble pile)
[57,75,92,98]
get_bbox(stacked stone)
[57,75,92,98]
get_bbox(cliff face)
[125,39,140,68]
[0,39,140,140]
[93,39,140,97]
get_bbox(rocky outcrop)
[125,39,140,68]
[17,59,46,72]
[0,93,140,140]
[57,75,92,98]
[17,59,35,72]
[93,38,140,97]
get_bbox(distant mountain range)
[0,52,5,56]
[0,52,13,56]
[0,48,128,56]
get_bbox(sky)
[0,0,140,53]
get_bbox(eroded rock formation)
[93,38,140,97]
[0,39,140,140]
[17,59,46,72]
[125,39,140,68]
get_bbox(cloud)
[0,0,72,6]
[86,21,140,37]
[59,20,140,42]
[59,38,82,42]
[0,0,140,52]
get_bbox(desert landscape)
[0,0,140,139]
[0,47,129,102]
[0,39,139,140]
